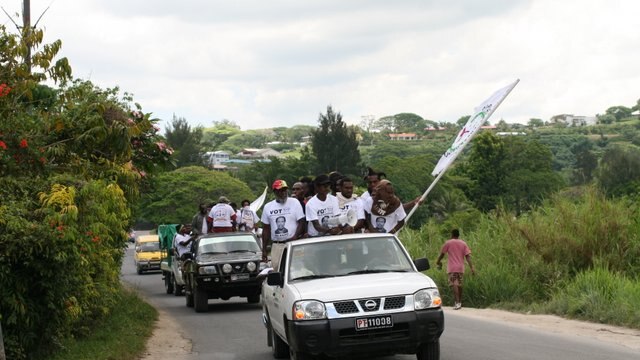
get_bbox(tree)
[393,113,427,133]
[528,118,544,128]
[137,166,255,224]
[570,138,597,185]
[310,105,361,174]
[496,119,509,131]
[456,115,470,128]
[1,24,173,358]
[605,106,633,122]
[595,145,640,197]
[501,137,563,215]
[164,115,205,167]
[464,132,507,212]
[202,119,242,150]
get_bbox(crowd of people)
[189,168,419,239]
[175,168,475,308]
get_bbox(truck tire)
[136,266,143,275]
[164,272,174,294]
[289,349,312,360]
[194,286,208,313]
[173,276,183,296]
[270,325,289,359]
[416,340,440,360]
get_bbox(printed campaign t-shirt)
[340,197,365,222]
[305,194,340,237]
[363,196,406,233]
[237,207,259,231]
[261,198,305,242]
[209,203,236,227]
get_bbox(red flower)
[0,141,6,150]
[0,83,10,97]
[19,139,28,148]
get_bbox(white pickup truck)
[262,233,444,360]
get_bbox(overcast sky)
[2,0,639,130]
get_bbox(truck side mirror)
[266,272,284,287]
[414,258,430,272]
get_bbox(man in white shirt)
[306,174,353,237]
[261,180,305,270]
[208,196,237,233]
[363,180,406,234]
[237,199,259,232]
[173,224,194,257]
[336,177,365,232]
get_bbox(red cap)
[272,179,288,190]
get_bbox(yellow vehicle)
[134,235,162,274]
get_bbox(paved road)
[121,243,638,360]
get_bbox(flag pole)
[398,79,520,232]
[400,170,446,229]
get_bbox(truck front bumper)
[285,308,444,358]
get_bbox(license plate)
[230,273,250,281]
[355,315,393,331]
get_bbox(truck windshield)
[198,234,261,255]
[288,236,413,280]
[139,242,160,252]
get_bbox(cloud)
[5,0,640,130]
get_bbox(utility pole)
[23,0,32,72]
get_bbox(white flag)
[249,186,268,213]
[431,79,519,176]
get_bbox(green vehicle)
[159,224,186,296]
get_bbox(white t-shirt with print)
[363,196,406,233]
[237,207,259,231]
[261,198,305,242]
[340,197,365,221]
[305,194,340,237]
[209,203,236,227]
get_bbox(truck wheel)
[136,266,143,275]
[289,349,312,360]
[164,272,174,294]
[416,340,440,360]
[247,294,260,304]
[173,276,183,296]
[194,286,208,312]
[270,325,289,359]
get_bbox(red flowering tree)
[0,24,175,359]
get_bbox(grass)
[45,287,158,360]
[399,188,640,329]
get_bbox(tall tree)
[311,105,361,174]
[596,145,640,197]
[164,115,204,167]
[464,131,507,212]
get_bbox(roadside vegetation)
[44,288,157,360]
[400,187,640,329]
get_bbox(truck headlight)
[198,266,218,275]
[414,289,442,310]
[246,261,257,272]
[222,263,232,273]
[293,300,326,320]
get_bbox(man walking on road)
[436,229,475,310]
